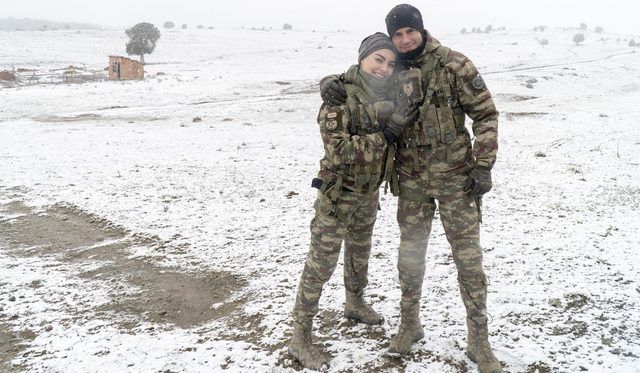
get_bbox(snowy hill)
[1,27,640,372]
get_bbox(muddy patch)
[494,93,538,102]
[83,261,245,328]
[0,326,29,372]
[33,113,168,123]
[0,197,246,365]
[503,111,549,121]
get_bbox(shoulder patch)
[472,75,486,90]
[324,107,343,131]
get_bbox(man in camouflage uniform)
[290,33,417,370]
[320,4,502,373]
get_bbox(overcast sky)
[2,0,638,34]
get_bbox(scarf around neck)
[343,64,389,102]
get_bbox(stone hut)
[108,56,144,80]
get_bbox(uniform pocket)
[426,137,473,175]
[396,147,418,173]
[314,193,335,216]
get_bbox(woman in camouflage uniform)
[288,32,417,370]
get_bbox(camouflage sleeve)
[317,103,387,166]
[448,51,499,169]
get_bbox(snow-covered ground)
[1,27,640,372]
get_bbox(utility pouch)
[325,175,342,203]
[398,68,424,105]
[312,173,342,203]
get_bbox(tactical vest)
[398,46,467,156]
[336,83,387,194]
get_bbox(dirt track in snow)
[0,191,245,371]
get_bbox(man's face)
[391,27,423,53]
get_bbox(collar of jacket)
[404,31,442,68]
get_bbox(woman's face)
[360,49,396,80]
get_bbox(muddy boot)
[466,317,503,373]
[387,301,424,355]
[343,291,384,325]
[287,319,329,371]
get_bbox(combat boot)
[288,319,330,371]
[387,301,424,355]
[466,317,503,373]
[344,291,384,325]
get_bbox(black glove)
[320,76,347,106]
[381,101,419,143]
[465,166,492,196]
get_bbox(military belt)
[312,177,376,195]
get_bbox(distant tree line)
[460,25,505,34]
[0,17,100,31]
[162,21,215,30]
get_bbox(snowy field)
[1,27,640,372]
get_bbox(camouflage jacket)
[315,80,390,195]
[395,33,499,174]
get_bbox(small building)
[108,56,144,81]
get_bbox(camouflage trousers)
[397,168,488,322]
[293,189,380,322]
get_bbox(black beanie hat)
[385,4,424,36]
[358,32,396,62]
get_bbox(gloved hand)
[372,101,395,124]
[381,101,419,143]
[465,166,492,196]
[320,75,347,106]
